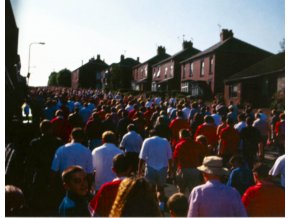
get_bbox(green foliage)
[57,68,71,87]
[47,72,58,86]
[47,68,71,87]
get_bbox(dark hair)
[252,162,270,180]
[62,165,85,184]
[246,116,254,126]
[167,193,188,217]
[40,119,52,133]
[71,128,85,141]
[113,154,130,174]
[127,124,136,132]
[204,115,214,123]
[179,129,190,139]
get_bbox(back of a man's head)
[167,193,188,217]
[71,128,85,142]
[102,131,116,144]
[179,129,190,139]
[40,119,52,135]
[112,154,131,176]
[252,162,270,181]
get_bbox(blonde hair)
[109,177,161,217]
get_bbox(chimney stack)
[182,40,193,50]
[220,29,234,42]
[97,54,100,60]
[137,57,140,62]
[157,46,166,55]
[120,54,125,62]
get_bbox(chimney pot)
[182,41,193,50]
[220,29,234,42]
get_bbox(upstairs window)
[229,84,238,98]
[170,65,174,77]
[200,60,205,77]
[156,67,161,78]
[210,57,214,74]
[190,63,194,77]
[165,67,168,78]
[182,65,186,79]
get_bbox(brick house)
[108,55,140,90]
[132,46,170,91]
[224,52,285,107]
[71,54,108,89]
[151,41,200,91]
[180,29,273,98]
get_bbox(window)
[141,68,144,77]
[165,67,168,78]
[210,57,214,74]
[200,60,205,77]
[190,63,194,77]
[229,84,238,98]
[182,65,186,79]
[156,67,161,78]
[144,66,148,77]
[181,82,189,93]
[170,64,174,77]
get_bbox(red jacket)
[219,126,240,156]
[89,179,122,217]
[169,118,190,147]
[242,181,285,217]
[194,123,218,147]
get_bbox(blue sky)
[10,0,285,86]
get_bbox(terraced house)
[224,52,285,107]
[132,46,170,91]
[151,41,200,92]
[180,29,273,98]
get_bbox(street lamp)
[27,42,45,85]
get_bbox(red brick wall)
[181,55,215,92]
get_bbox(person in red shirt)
[242,162,285,217]
[89,154,132,217]
[173,129,204,193]
[169,110,190,149]
[194,115,218,152]
[218,118,240,166]
[50,110,72,142]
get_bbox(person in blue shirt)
[58,166,91,217]
[227,155,254,196]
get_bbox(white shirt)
[139,136,172,170]
[51,142,93,174]
[120,131,143,153]
[92,143,123,190]
[269,154,285,187]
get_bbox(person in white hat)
[187,156,247,217]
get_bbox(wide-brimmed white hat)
[197,156,229,176]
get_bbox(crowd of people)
[5,86,285,217]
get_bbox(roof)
[225,52,285,83]
[181,37,273,63]
[133,53,171,69]
[152,47,201,67]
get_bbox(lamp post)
[27,42,45,85]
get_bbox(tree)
[57,68,71,87]
[47,72,58,86]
